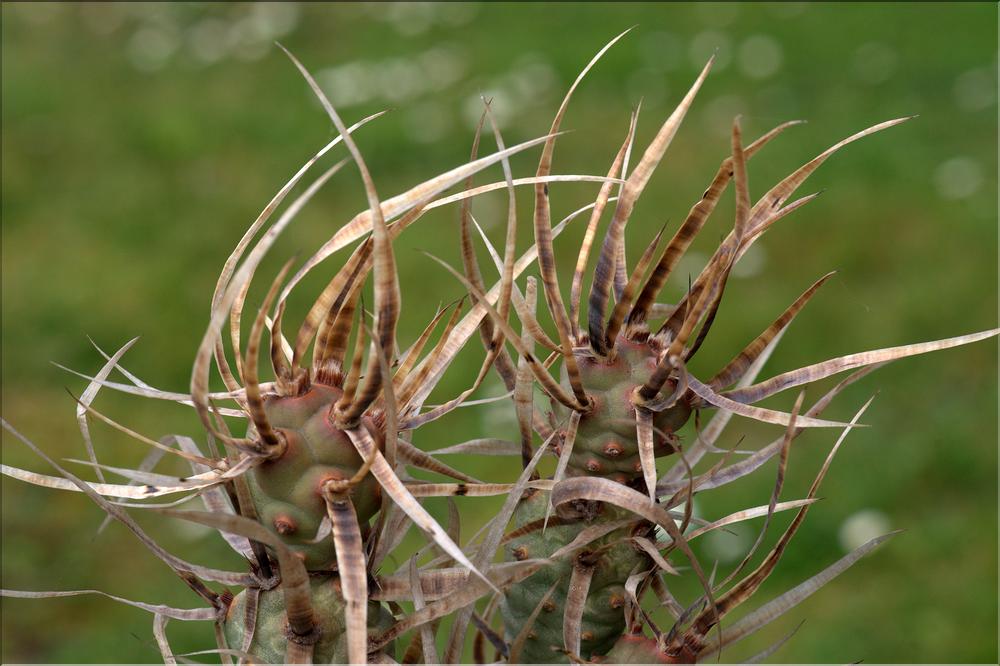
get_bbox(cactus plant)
[2,19,997,666]
[450,33,994,665]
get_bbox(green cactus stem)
[224,575,394,663]
[550,336,691,485]
[501,488,654,663]
[245,382,383,570]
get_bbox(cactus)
[461,32,997,665]
[500,487,653,663]
[242,382,384,571]
[223,575,396,663]
[2,26,996,666]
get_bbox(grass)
[2,2,996,662]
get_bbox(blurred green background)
[2,2,996,663]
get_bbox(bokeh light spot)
[838,509,892,552]
[954,67,997,112]
[690,30,732,72]
[738,35,784,80]
[934,157,983,200]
